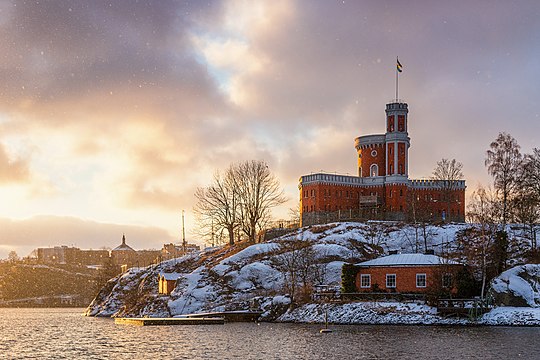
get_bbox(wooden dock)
[182,311,262,322]
[114,317,225,326]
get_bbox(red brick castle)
[299,101,466,226]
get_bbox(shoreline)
[275,302,540,327]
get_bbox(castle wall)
[299,101,466,226]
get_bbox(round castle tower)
[354,101,410,179]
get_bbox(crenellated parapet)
[410,179,466,190]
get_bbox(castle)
[299,100,466,226]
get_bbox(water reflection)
[0,308,538,359]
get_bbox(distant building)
[111,234,137,267]
[158,272,181,295]
[161,243,200,261]
[36,246,108,266]
[353,253,463,294]
[299,101,466,226]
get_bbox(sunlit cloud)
[0,0,539,259]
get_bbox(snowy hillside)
[86,222,473,318]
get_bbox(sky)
[0,0,539,259]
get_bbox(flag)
[396,58,403,73]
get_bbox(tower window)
[370,164,379,177]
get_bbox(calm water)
[0,308,539,359]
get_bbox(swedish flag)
[397,58,403,73]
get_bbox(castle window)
[398,115,405,132]
[399,189,403,197]
[387,116,395,132]
[370,164,379,177]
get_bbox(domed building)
[111,234,137,267]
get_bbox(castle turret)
[385,102,410,177]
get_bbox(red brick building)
[299,101,466,226]
[354,254,463,294]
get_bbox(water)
[0,308,539,359]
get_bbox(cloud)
[0,0,539,248]
[0,142,30,184]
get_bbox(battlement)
[410,179,466,190]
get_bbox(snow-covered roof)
[356,254,461,267]
[159,272,181,281]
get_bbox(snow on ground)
[278,301,540,326]
[480,307,540,326]
[278,301,468,325]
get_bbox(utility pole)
[182,210,186,256]
[211,217,215,247]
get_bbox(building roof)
[356,253,461,267]
[112,234,135,252]
[159,272,181,281]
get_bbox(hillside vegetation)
[0,263,100,306]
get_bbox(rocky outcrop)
[490,264,540,307]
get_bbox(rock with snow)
[490,264,540,307]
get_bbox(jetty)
[114,317,225,326]
[181,310,262,322]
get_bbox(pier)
[181,311,262,322]
[114,317,225,326]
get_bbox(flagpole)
[395,56,398,101]
[396,65,398,101]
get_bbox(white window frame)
[360,274,371,288]
[416,273,427,288]
[370,164,379,177]
[386,274,396,288]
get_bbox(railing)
[436,298,491,318]
[300,173,385,186]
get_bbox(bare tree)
[194,168,239,245]
[8,251,19,263]
[521,148,540,200]
[194,160,286,246]
[288,202,301,227]
[406,188,435,252]
[272,240,308,304]
[466,185,499,299]
[515,148,540,248]
[431,158,464,222]
[234,160,287,242]
[485,132,522,226]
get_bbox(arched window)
[370,164,379,177]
